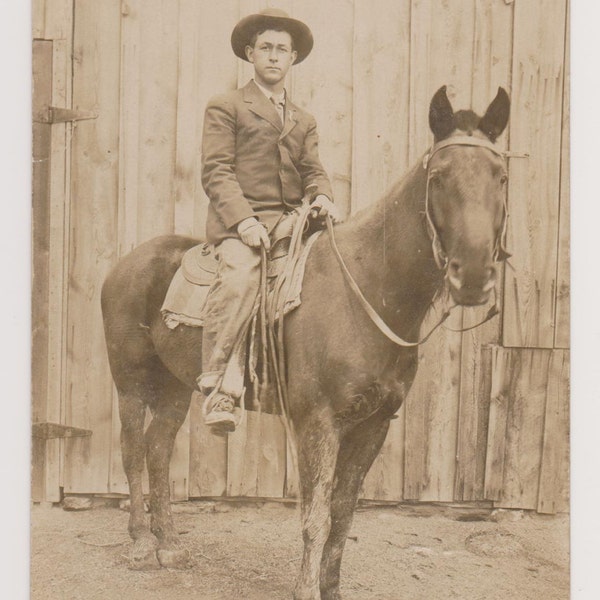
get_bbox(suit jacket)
[201,80,333,245]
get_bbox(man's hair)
[249,27,295,50]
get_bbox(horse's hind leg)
[118,388,160,570]
[145,374,192,569]
[319,414,391,600]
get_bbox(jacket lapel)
[244,80,283,133]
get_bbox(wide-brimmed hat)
[231,8,314,64]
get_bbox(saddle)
[161,211,319,329]
[160,209,322,413]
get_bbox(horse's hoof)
[157,547,192,569]
[129,536,161,571]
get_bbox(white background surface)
[1,1,598,597]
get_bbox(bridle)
[326,135,524,347]
[422,135,511,271]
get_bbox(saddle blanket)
[161,232,322,330]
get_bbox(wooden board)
[485,348,555,510]
[455,0,513,502]
[32,0,72,40]
[537,350,569,513]
[349,0,410,500]
[554,5,570,349]
[189,393,228,497]
[502,0,568,347]
[227,411,286,498]
[292,0,354,217]
[63,0,121,494]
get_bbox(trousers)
[197,238,261,394]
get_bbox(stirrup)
[202,387,244,433]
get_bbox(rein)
[325,217,498,348]
[324,134,520,348]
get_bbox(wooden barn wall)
[33,0,569,512]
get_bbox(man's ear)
[245,45,255,63]
[291,49,298,64]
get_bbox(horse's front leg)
[293,412,340,600]
[319,413,391,600]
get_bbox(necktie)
[270,96,285,124]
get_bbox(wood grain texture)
[537,350,569,513]
[502,0,568,348]
[227,411,286,498]
[135,0,179,243]
[189,392,227,497]
[483,346,512,501]
[455,0,513,502]
[292,0,354,217]
[404,0,478,503]
[63,0,121,494]
[554,6,570,349]
[32,0,72,40]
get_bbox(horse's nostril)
[449,259,461,277]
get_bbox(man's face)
[245,30,297,90]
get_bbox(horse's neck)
[334,161,443,339]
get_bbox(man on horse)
[198,8,340,431]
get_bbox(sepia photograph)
[21,0,592,598]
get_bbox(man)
[199,8,340,431]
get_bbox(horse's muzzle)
[447,260,496,306]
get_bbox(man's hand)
[237,217,271,249]
[310,194,343,223]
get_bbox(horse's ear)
[429,85,456,141]
[478,87,510,142]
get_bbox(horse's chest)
[335,361,416,424]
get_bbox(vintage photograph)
[30,1,571,598]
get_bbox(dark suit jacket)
[201,80,333,245]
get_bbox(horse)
[101,85,510,600]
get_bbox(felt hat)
[231,8,314,64]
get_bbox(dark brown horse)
[101,85,510,600]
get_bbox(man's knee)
[216,238,261,293]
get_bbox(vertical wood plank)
[292,0,354,217]
[351,0,411,212]
[32,39,55,502]
[349,0,410,501]
[485,348,553,510]
[554,5,570,349]
[455,0,513,501]
[404,0,476,503]
[498,349,551,510]
[63,0,121,494]
[227,411,285,498]
[185,4,241,495]
[362,408,405,501]
[189,392,227,497]
[172,0,200,237]
[502,0,568,347]
[484,346,511,501]
[537,350,569,513]
[117,0,141,255]
[33,0,72,40]
[32,0,47,39]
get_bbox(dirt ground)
[31,499,569,600]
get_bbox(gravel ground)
[31,500,569,599]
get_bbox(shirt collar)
[253,79,286,106]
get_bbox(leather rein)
[325,135,517,348]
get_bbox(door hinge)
[32,422,93,439]
[33,106,97,124]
